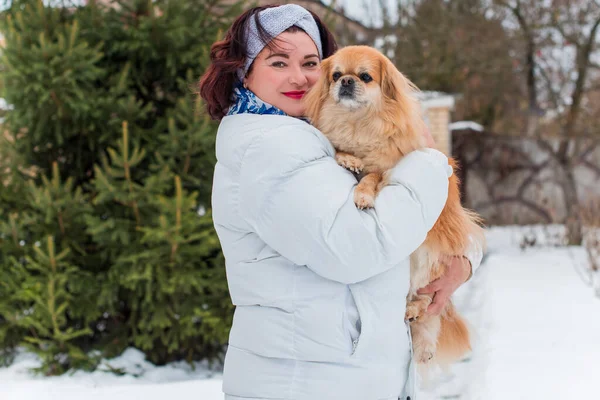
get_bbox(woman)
[199,4,482,400]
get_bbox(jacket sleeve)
[239,125,451,284]
[464,234,485,280]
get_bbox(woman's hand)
[417,256,471,316]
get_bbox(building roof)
[416,91,456,109]
[449,121,485,132]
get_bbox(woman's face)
[245,31,321,117]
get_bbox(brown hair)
[198,4,338,120]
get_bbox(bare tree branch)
[580,159,600,177]
[516,159,551,198]
[552,13,581,47]
[537,62,563,110]
[577,141,600,163]
[536,138,561,161]
[562,14,600,145]
[477,196,553,222]
[587,83,600,92]
[504,1,540,121]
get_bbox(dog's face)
[304,46,421,131]
[326,49,384,110]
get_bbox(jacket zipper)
[351,338,359,354]
[349,287,361,355]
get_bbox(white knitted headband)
[237,4,324,81]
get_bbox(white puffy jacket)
[211,114,481,400]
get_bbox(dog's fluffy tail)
[436,302,471,367]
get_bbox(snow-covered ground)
[2,226,599,400]
[1,348,224,400]
[421,225,600,400]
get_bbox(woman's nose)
[289,66,308,86]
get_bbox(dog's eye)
[332,72,342,82]
[360,73,373,83]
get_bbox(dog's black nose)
[339,76,355,98]
[341,77,355,87]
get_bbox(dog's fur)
[304,46,486,368]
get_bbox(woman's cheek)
[307,70,322,86]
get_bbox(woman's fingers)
[417,279,443,295]
[426,290,449,316]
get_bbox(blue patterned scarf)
[226,83,310,123]
[227,83,287,117]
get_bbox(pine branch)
[122,121,141,227]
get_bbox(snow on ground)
[1,348,223,400]
[1,225,599,400]
[422,225,600,400]
[479,227,600,400]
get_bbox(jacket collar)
[227,83,311,124]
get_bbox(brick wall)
[425,107,451,155]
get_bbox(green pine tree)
[0,0,240,373]
[0,163,98,374]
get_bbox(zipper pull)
[352,339,359,354]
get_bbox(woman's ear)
[303,58,332,124]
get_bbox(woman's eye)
[304,61,318,68]
[332,72,342,81]
[272,61,287,68]
[360,73,373,83]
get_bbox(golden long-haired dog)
[304,46,486,369]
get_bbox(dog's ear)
[380,56,426,144]
[304,57,332,124]
[380,56,409,102]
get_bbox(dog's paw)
[336,153,364,174]
[354,189,375,209]
[404,296,431,322]
[414,345,436,364]
[404,302,423,323]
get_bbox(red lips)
[283,91,306,100]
